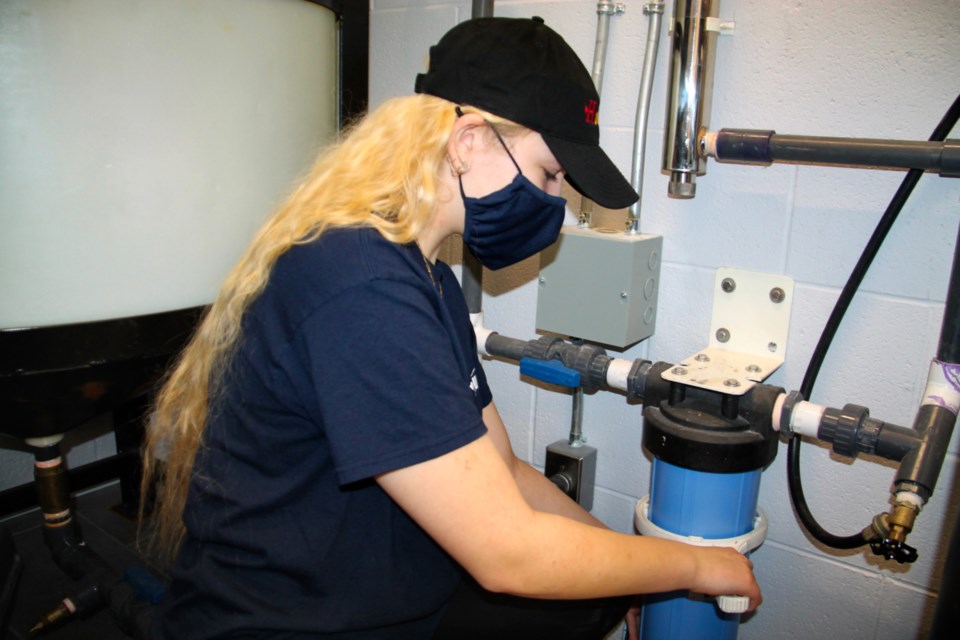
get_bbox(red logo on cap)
[584,100,599,126]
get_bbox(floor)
[1,481,158,640]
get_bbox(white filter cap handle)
[717,595,750,614]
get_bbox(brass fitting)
[886,501,920,544]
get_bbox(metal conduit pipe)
[703,129,960,176]
[578,2,624,228]
[627,2,665,234]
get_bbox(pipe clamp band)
[634,496,768,555]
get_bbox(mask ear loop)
[454,106,523,175]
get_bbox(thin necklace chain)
[421,251,443,298]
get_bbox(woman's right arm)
[375,433,761,609]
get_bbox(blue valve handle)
[519,357,581,388]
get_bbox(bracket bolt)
[724,378,741,388]
[716,328,731,343]
[694,353,710,362]
[746,364,761,373]
[672,366,688,376]
[770,287,786,303]
[721,278,736,293]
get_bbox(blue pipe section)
[641,459,762,640]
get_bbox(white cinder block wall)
[370,1,959,638]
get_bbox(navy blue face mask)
[460,127,567,271]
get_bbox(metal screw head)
[721,278,737,293]
[672,366,688,376]
[620,291,628,300]
[768,342,778,352]
[694,353,710,362]
[746,364,761,373]
[770,287,785,303]
[538,277,546,286]
[716,328,731,343]
[724,378,741,388]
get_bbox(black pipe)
[893,404,956,501]
[788,93,960,550]
[937,220,960,363]
[472,0,495,18]
[484,332,526,361]
[462,250,484,314]
[713,129,960,177]
[929,495,960,639]
[460,0,494,314]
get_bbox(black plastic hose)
[788,93,960,549]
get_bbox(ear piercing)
[448,157,469,176]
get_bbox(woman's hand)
[690,546,762,612]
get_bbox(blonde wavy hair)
[141,93,526,562]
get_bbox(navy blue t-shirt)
[152,227,492,639]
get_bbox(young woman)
[143,17,760,640]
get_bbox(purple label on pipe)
[926,361,960,415]
[943,362,960,393]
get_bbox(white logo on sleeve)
[469,368,479,395]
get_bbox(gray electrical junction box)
[536,226,663,349]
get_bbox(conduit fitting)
[818,404,869,458]
[597,1,626,15]
[703,129,775,165]
[626,358,653,399]
[520,336,613,390]
[643,2,665,15]
[816,403,921,462]
[939,140,960,177]
[470,313,496,357]
[772,390,804,437]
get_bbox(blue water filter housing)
[641,459,762,640]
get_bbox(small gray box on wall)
[536,226,662,349]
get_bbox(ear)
[446,112,486,174]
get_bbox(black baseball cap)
[415,17,639,209]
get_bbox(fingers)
[691,546,763,611]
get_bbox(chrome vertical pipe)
[662,0,719,198]
[627,2,665,233]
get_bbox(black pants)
[433,576,631,640]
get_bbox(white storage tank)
[0,0,362,441]
[0,0,341,329]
